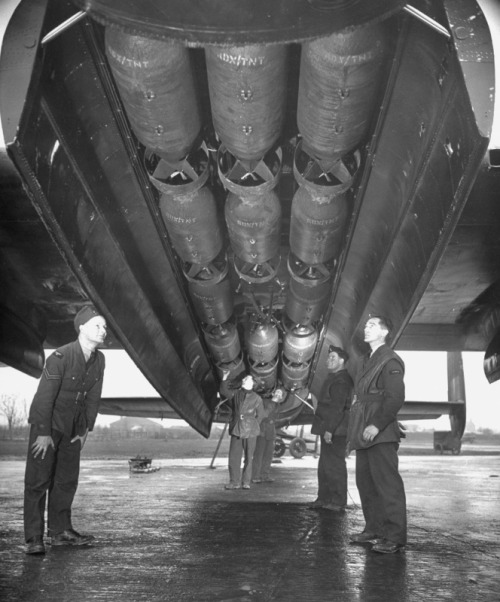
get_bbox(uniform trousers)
[252,435,275,480]
[228,435,257,486]
[317,435,348,507]
[24,426,81,541]
[355,442,407,545]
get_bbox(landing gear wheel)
[274,438,286,458]
[289,437,307,458]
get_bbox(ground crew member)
[24,305,107,555]
[218,371,264,490]
[310,345,353,511]
[348,315,407,554]
[252,387,285,483]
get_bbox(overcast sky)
[1,350,499,431]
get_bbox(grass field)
[1,430,499,460]
[0,433,226,460]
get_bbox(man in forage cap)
[310,344,353,512]
[24,304,107,554]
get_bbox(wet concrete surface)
[0,454,499,601]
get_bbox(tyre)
[274,437,286,458]
[289,437,307,458]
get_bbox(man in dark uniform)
[310,345,353,511]
[348,315,407,554]
[24,304,107,555]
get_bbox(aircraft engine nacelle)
[297,23,386,167]
[105,28,201,162]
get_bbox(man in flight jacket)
[348,315,407,554]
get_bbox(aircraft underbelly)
[0,0,495,433]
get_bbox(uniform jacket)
[259,398,280,440]
[28,340,105,437]
[348,344,405,450]
[311,369,353,437]
[220,381,264,438]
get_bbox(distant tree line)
[1,393,498,440]
[0,394,28,440]
[90,426,168,440]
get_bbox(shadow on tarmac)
[0,454,499,601]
